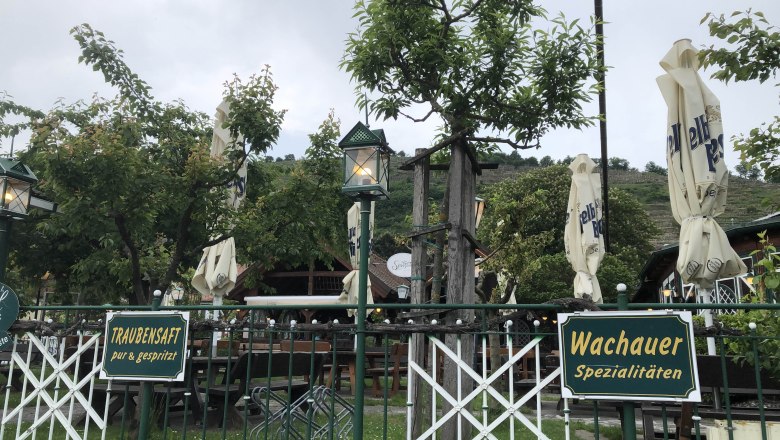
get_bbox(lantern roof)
[338,122,391,151]
[0,158,37,184]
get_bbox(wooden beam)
[406,223,451,238]
[264,271,350,278]
[423,162,499,171]
[461,229,491,258]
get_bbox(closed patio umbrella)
[341,201,375,317]
[564,154,605,303]
[191,99,245,321]
[657,39,747,352]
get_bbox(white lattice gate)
[406,321,569,440]
[1,332,110,440]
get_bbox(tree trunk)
[431,173,449,305]
[410,148,431,438]
[441,140,476,439]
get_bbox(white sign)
[387,253,412,278]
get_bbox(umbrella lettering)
[348,227,356,257]
[686,261,701,277]
[579,202,597,226]
[227,176,246,196]
[579,203,602,238]
[705,134,724,172]
[706,258,723,273]
[667,122,682,155]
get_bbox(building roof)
[634,213,780,302]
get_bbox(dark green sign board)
[557,311,700,401]
[0,282,20,350]
[101,312,190,381]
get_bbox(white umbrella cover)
[191,237,238,297]
[657,39,747,289]
[564,154,605,303]
[343,201,375,316]
[191,100,245,328]
[339,270,374,317]
[211,99,247,209]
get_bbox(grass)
[2,418,611,440]
[0,399,620,440]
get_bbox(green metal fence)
[0,301,778,439]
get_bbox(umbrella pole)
[698,288,717,355]
[212,295,223,356]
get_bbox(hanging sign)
[557,311,700,401]
[0,282,20,350]
[387,253,412,278]
[101,311,190,381]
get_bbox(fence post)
[353,197,371,440]
[138,289,162,439]
[616,283,637,440]
[749,322,768,440]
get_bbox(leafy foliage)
[478,165,657,301]
[700,10,779,184]
[750,230,780,295]
[2,25,285,304]
[734,161,763,180]
[644,161,667,176]
[342,0,600,153]
[717,232,779,379]
[233,112,353,289]
[718,309,780,381]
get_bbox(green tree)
[234,111,352,288]
[342,0,600,156]
[608,156,630,171]
[479,165,658,301]
[1,25,285,305]
[700,10,779,184]
[539,155,555,167]
[644,161,668,176]
[734,161,763,180]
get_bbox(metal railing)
[0,301,778,439]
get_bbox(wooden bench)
[204,351,323,428]
[641,355,780,439]
[366,343,408,397]
[62,346,188,426]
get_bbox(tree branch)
[400,127,471,168]
[466,135,539,150]
[450,0,485,23]
[399,108,435,123]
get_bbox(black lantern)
[0,158,37,218]
[338,122,392,198]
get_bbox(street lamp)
[0,158,38,282]
[397,284,410,301]
[171,286,185,306]
[338,121,392,439]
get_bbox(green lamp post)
[338,122,392,439]
[0,158,38,283]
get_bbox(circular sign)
[0,282,20,350]
[387,253,412,278]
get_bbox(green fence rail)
[1,301,778,439]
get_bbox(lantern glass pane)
[377,150,389,193]
[2,177,31,216]
[344,146,379,188]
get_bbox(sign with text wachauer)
[101,311,189,381]
[557,311,700,401]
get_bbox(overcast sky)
[1,1,777,171]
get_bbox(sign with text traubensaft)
[557,311,700,401]
[101,312,189,381]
